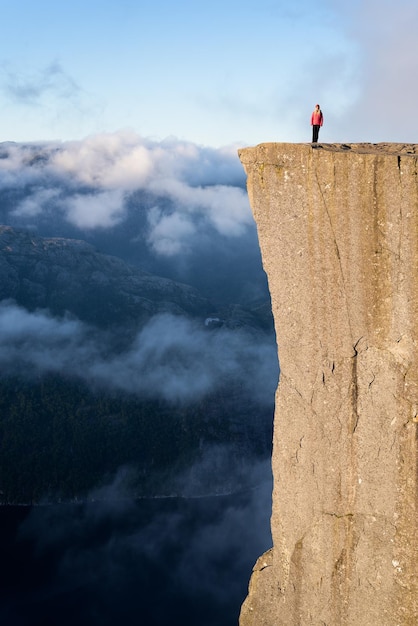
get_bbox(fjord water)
[0,484,271,626]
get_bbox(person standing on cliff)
[311,104,323,143]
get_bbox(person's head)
[315,104,320,110]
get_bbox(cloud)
[1,60,81,106]
[91,313,278,403]
[49,132,155,189]
[63,189,126,229]
[0,133,252,253]
[147,177,251,235]
[352,1,418,140]
[320,0,418,142]
[45,132,245,193]
[0,300,96,374]
[0,302,278,404]
[146,207,196,256]
[0,300,81,343]
[13,187,61,217]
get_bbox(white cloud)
[0,300,80,341]
[88,313,278,403]
[146,207,196,256]
[49,131,155,189]
[0,303,277,405]
[13,187,60,217]
[145,178,252,254]
[63,189,126,229]
[324,0,418,142]
[0,132,253,252]
[195,185,252,237]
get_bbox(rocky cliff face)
[238,143,418,625]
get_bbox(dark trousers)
[312,125,320,143]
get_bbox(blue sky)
[1,0,417,147]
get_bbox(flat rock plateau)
[238,143,418,626]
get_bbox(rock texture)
[238,143,418,625]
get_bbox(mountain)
[0,225,213,330]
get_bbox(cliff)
[238,143,418,625]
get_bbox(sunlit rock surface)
[238,143,418,625]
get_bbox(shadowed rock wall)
[238,143,418,625]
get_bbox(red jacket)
[311,109,323,126]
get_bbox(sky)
[1,0,418,147]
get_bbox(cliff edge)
[238,143,418,625]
